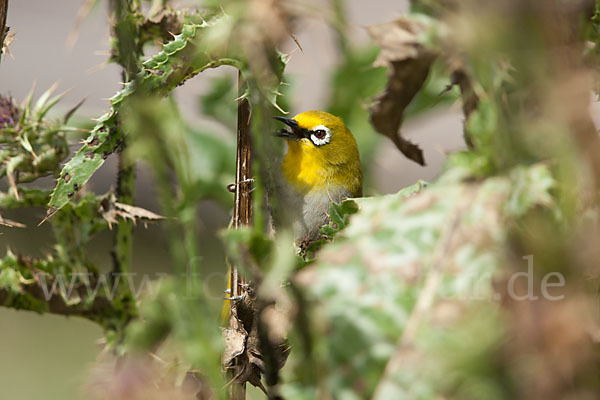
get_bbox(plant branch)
[0,0,8,65]
[108,0,140,310]
[47,17,244,214]
[228,71,253,400]
[0,252,134,330]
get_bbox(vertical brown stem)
[0,0,9,65]
[233,75,253,230]
[228,71,252,400]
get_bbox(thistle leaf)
[47,17,245,214]
[33,82,58,116]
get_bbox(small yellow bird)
[221,111,361,324]
[274,110,362,243]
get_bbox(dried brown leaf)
[1,31,14,58]
[113,202,165,222]
[367,18,437,165]
[222,327,247,368]
[99,192,165,229]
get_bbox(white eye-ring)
[309,125,331,146]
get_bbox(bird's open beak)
[273,116,306,140]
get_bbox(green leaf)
[33,83,58,117]
[48,17,244,213]
[35,90,70,122]
[289,164,556,398]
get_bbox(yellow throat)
[280,110,362,196]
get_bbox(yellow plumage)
[276,110,362,241]
[281,111,362,197]
[222,110,362,324]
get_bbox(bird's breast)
[281,147,362,196]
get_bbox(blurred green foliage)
[325,46,387,191]
[2,0,600,399]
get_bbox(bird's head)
[274,110,359,167]
[274,110,362,196]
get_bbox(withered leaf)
[221,286,289,397]
[222,326,247,367]
[113,202,165,221]
[1,31,14,58]
[100,192,165,228]
[367,18,437,166]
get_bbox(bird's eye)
[314,129,326,139]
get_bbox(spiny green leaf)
[20,84,35,124]
[290,163,557,398]
[36,89,70,122]
[33,82,58,116]
[48,17,245,213]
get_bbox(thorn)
[27,146,40,161]
[272,101,286,114]
[6,171,20,200]
[87,61,109,74]
[38,207,59,226]
[66,0,97,51]
[286,48,299,61]
[227,178,254,193]
[437,83,455,98]
[234,93,247,102]
[289,32,303,52]
[148,352,167,364]
[64,98,87,124]
[0,214,26,228]
[47,81,60,96]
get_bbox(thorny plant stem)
[110,0,138,313]
[112,145,135,286]
[0,0,8,65]
[228,71,253,400]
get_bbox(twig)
[0,256,132,330]
[111,145,135,275]
[228,70,253,400]
[0,0,8,65]
[109,0,138,318]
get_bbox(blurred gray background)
[0,1,463,398]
